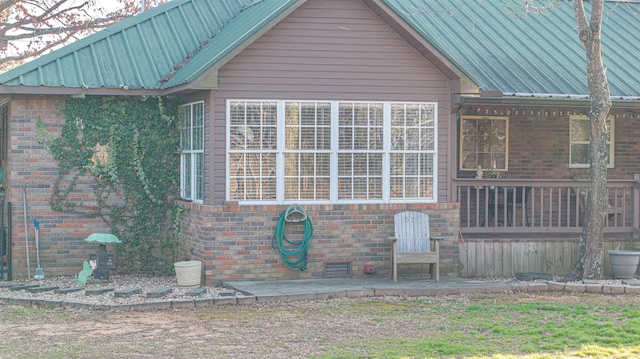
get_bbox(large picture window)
[569,115,614,168]
[227,100,437,204]
[459,116,508,172]
[180,102,204,202]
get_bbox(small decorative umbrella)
[85,233,121,280]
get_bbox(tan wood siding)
[210,0,451,204]
[458,237,632,278]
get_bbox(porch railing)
[454,177,640,235]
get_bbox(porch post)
[633,174,640,240]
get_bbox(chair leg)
[434,241,440,281]
[392,241,398,282]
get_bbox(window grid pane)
[284,152,330,200]
[193,103,204,151]
[229,153,277,200]
[181,107,191,151]
[459,116,508,171]
[390,154,434,199]
[338,103,383,150]
[182,154,191,198]
[569,116,613,168]
[286,102,331,150]
[195,153,204,200]
[230,101,277,150]
[338,153,382,199]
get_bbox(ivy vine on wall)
[36,95,186,273]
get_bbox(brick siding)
[7,97,112,278]
[457,106,640,181]
[180,202,460,286]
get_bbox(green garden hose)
[272,205,313,271]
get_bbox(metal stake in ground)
[33,218,44,280]
[22,186,30,278]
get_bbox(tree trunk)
[569,0,612,280]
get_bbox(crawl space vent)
[323,262,352,278]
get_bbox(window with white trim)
[285,102,331,200]
[227,100,437,204]
[390,103,436,199]
[180,102,204,201]
[338,102,383,200]
[569,115,614,168]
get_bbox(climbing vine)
[36,95,186,273]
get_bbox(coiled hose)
[272,205,313,271]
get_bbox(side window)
[460,116,508,173]
[180,102,204,202]
[569,115,614,168]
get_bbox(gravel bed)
[0,275,227,306]
[2,275,636,309]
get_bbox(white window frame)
[226,100,438,204]
[569,115,615,168]
[284,101,332,201]
[337,102,384,201]
[180,101,204,202]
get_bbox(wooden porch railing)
[455,177,640,235]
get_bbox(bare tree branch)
[0,0,20,13]
[0,0,166,71]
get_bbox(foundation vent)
[323,262,352,278]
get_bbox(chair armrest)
[388,236,398,242]
[431,236,444,241]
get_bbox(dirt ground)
[5,298,352,358]
[0,293,637,359]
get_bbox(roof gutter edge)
[0,85,165,96]
[461,93,640,110]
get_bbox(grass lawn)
[1,292,639,358]
[318,294,640,358]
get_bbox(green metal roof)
[0,0,300,91]
[162,0,300,88]
[0,0,639,98]
[381,0,640,98]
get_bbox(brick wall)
[457,106,640,181]
[180,202,460,285]
[7,97,112,279]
